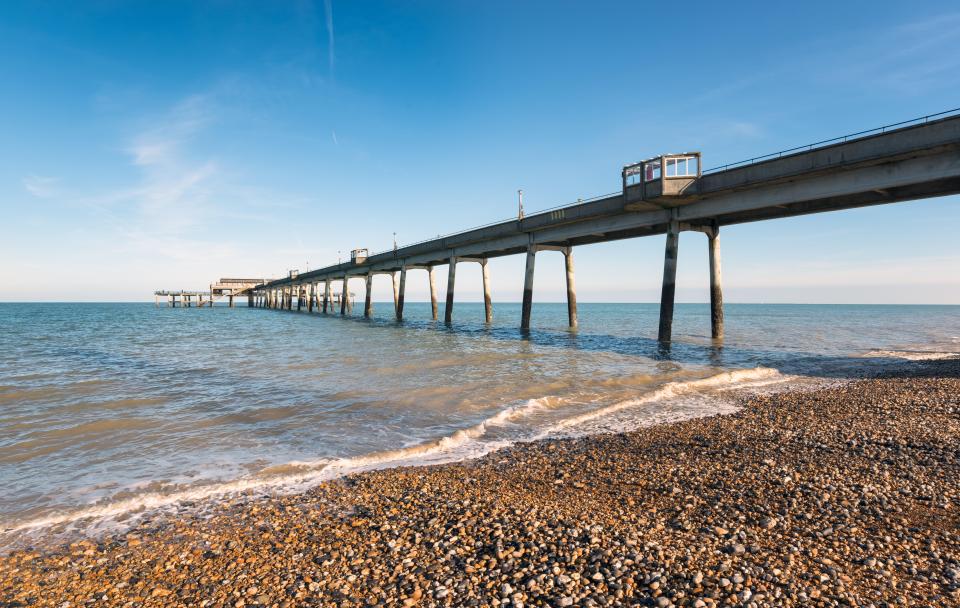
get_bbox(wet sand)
[2,359,959,607]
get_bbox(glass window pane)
[688,157,698,175]
[666,158,676,177]
[676,158,687,175]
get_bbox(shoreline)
[2,359,959,606]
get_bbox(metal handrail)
[702,107,960,175]
[366,190,621,258]
[311,107,960,271]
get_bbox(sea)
[1,302,958,551]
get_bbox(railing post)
[521,247,536,330]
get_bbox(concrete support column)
[481,259,492,323]
[708,228,724,340]
[296,285,303,311]
[229,294,234,308]
[323,279,331,313]
[340,277,349,315]
[364,274,373,318]
[391,272,399,317]
[396,267,407,321]
[657,220,680,343]
[307,284,314,313]
[248,292,254,307]
[564,247,578,329]
[428,265,438,321]
[444,257,457,324]
[521,247,537,330]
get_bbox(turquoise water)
[0,302,958,547]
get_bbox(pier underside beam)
[521,247,536,330]
[445,258,457,324]
[658,219,680,343]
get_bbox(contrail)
[324,0,335,79]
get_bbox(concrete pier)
[657,220,680,343]
[428,265,438,321]
[340,277,349,315]
[708,227,724,339]
[564,247,578,329]
[323,279,331,313]
[444,258,457,324]
[396,267,407,321]
[307,283,314,312]
[244,112,960,338]
[364,275,373,318]
[481,259,492,323]
[521,247,536,330]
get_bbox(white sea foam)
[2,366,797,549]
[539,367,786,437]
[860,349,960,361]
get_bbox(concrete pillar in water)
[481,259,492,323]
[391,272,399,317]
[657,220,680,343]
[564,247,578,329]
[229,294,234,308]
[340,276,349,315]
[428,265,438,321]
[396,267,407,321]
[296,285,303,311]
[444,257,457,324]
[521,247,536,330]
[323,279,331,313]
[708,227,724,340]
[248,292,254,307]
[307,283,314,313]
[364,274,373,318]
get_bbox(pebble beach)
[2,358,959,608]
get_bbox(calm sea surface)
[1,302,958,548]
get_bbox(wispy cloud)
[820,11,960,95]
[22,174,61,198]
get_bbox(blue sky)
[1,1,959,303]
